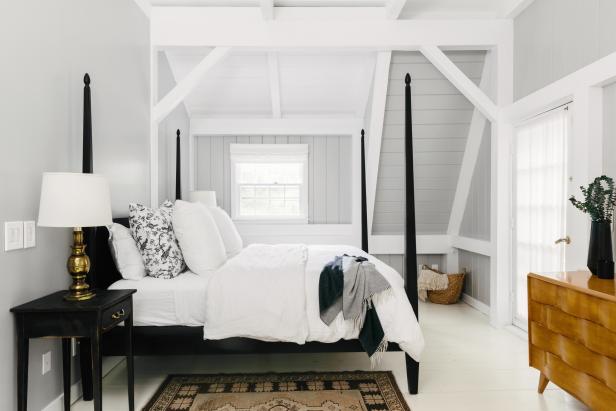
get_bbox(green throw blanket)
[319,255,391,364]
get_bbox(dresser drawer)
[102,299,131,330]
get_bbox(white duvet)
[203,244,424,361]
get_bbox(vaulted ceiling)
[163,48,377,118]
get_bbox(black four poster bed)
[79,73,420,399]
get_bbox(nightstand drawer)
[102,300,131,330]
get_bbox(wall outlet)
[431,264,439,271]
[23,221,35,248]
[4,221,23,251]
[72,338,77,357]
[42,351,51,375]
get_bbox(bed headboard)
[90,218,128,290]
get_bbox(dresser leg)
[538,373,549,393]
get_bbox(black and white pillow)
[129,201,185,279]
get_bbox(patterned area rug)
[143,371,410,411]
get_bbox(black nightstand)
[10,289,136,411]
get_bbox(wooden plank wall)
[194,135,352,224]
[373,50,486,235]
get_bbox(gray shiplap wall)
[373,51,485,235]
[194,135,352,224]
[459,250,491,306]
[514,0,616,100]
[460,126,491,240]
[458,124,491,304]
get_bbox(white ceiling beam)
[420,45,498,122]
[451,236,491,256]
[385,0,407,19]
[501,0,536,18]
[369,235,452,255]
[365,52,391,243]
[151,8,509,48]
[268,52,282,118]
[153,47,231,124]
[190,117,362,136]
[260,0,274,20]
[447,52,492,236]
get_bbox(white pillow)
[208,206,244,257]
[173,200,227,275]
[107,223,146,281]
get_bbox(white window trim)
[230,144,309,223]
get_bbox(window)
[230,144,308,221]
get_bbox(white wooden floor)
[72,302,589,410]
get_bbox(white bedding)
[109,244,424,362]
[109,272,208,326]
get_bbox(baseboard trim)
[462,293,490,315]
[41,356,125,411]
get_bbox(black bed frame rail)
[81,72,420,397]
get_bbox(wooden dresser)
[528,271,616,411]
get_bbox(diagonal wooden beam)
[365,51,391,242]
[385,0,407,19]
[448,52,492,235]
[268,52,282,118]
[153,47,231,124]
[420,45,498,122]
[260,0,274,20]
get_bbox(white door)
[513,105,570,330]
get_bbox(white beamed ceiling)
[164,48,376,118]
[148,0,521,19]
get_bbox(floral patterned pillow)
[129,201,185,279]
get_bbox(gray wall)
[194,135,352,224]
[460,127,491,240]
[158,52,190,204]
[458,122,491,304]
[514,0,616,99]
[459,250,491,306]
[373,51,485,235]
[374,254,446,278]
[0,1,149,409]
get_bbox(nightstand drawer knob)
[111,309,125,320]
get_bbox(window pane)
[236,163,303,184]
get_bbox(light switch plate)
[4,221,23,251]
[23,221,35,248]
[42,351,51,375]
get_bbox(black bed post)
[360,129,369,252]
[81,73,95,402]
[404,73,420,395]
[176,129,182,200]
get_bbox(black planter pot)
[587,221,614,279]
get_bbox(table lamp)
[38,172,112,301]
[188,190,217,207]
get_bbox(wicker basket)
[425,266,466,305]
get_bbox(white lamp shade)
[38,172,113,228]
[189,191,217,207]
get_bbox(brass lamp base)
[65,228,96,301]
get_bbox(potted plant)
[570,175,616,279]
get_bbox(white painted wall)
[604,82,616,258]
[373,50,486,235]
[0,1,149,409]
[514,0,616,99]
[158,52,190,203]
[194,135,352,224]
